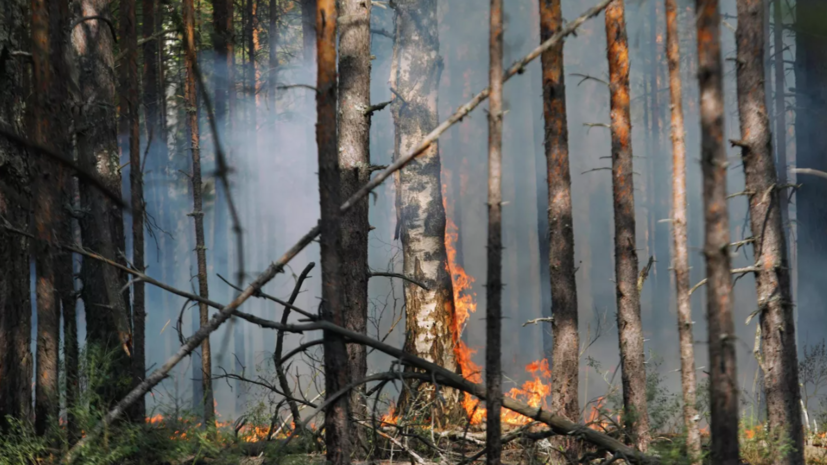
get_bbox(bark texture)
[605,0,649,451]
[694,1,739,463]
[72,0,133,408]
[539,0,580,433]
[183,0,216,427]
[0,0,33,431]
[317,0,351,463]
[337,0,371,452]
[664,0,700,461]
[734,2,803,462]
[486,0,503,462]
[795,0,827,349]
[391,0,458,412]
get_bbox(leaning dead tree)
[733,1,803,463]
[664,0,701,462]
[604,0,650,451]
[695,0,739,463]
[63,2,613,461]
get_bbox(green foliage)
[0,417,48,465]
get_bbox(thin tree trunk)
[268,0,278,120]
[0,0,33,432]
[486,0,503,461]
[539,0,580,442]
[664,0,701,461]
[734,1,804,462]
[120,0,145,422]
[184,0,216,428]
[337,0,371,454]
[302,0,316,65]
[72,0,134,409]
[317,0,351,462]
[772,1,789,238]
[694,1,739,463]
[605,0,650,451]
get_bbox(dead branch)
[368,271,430,290]
[523,317,554,327]
[688,265,761,296]
[792,168,827,180]
[637,256,655,293]
[571,73,609,87]
[217,273,318,321]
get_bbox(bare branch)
[792,168,827,180]
[369,271,430,290]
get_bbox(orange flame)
[381,402,400,425]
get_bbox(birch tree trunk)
[694,1,740,463]
[664,0,700,462]
[605,0,650,451]
[734,1,804,462]
[337,0,371,453]
[391,0,460,415]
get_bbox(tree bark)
[301,0,316,66]
[734,1,804,462]
[0,0,33,432]
[183,0,216,428]
[337,0,371,453]
[486,0,503,462]
[317,0,351,463]
[605,0,650,451]
[664,0,700,462]
[539,0,580,438]
[72,0,133,409]
[794,0,827,350]
[694,1,740,463]
[772,0,789,232]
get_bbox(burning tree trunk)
[0,0,33,433]
[664,0,701,461]
[694,1,739,463]
[539,0,580,435]
[734,1,804,462]
[317,0,351,462]
[337,0,371,452]
[794,0,827,350]
[486,0,503,461]
[119,0,145,421]
[183,0,216,428]
[391,0,459,415]
[604,0,650,451]
[72,0,133,408]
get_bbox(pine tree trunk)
[694,1,740,463]
[539,0,580,439]
[605,0,650,451]
[183,0,216,428]
[0,0,33,432]
[664,0,701,461]
[794,0,827,350]
[391,0,460,415]
[317,0,351,463]
[72,0,134,409]
[337,0,371,453]
[734,2,804,462]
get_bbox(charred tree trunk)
[664,0,701,461]
[317,0,351,463]
[539,0,580,437]
[183,0,216,428]
[794,0,827,350]
[695,1,740,463]
[734,1,804,462]
[485,0,503,462]
[0,0,33,432]
[337,0,371,453]
[72,0,133,408]
[605,0,650,451]
[391,0,459,415]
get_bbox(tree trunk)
[694,1,740,463]
[337,0,371,453]
[391,0,460,415]
[539,0,580,439]
[183,0,216,428]
[213,0,233,127]
[772,0,789,237]
[268,0,278,121]
[301,0,316,66]
[0,0,33,432]
[794,0,827,350]
[486,0,503,462]
[605,0,650,451]
[317,0,351,462]
[664,0,701,461]
[72,0,134,409]
[734,1,804,462]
